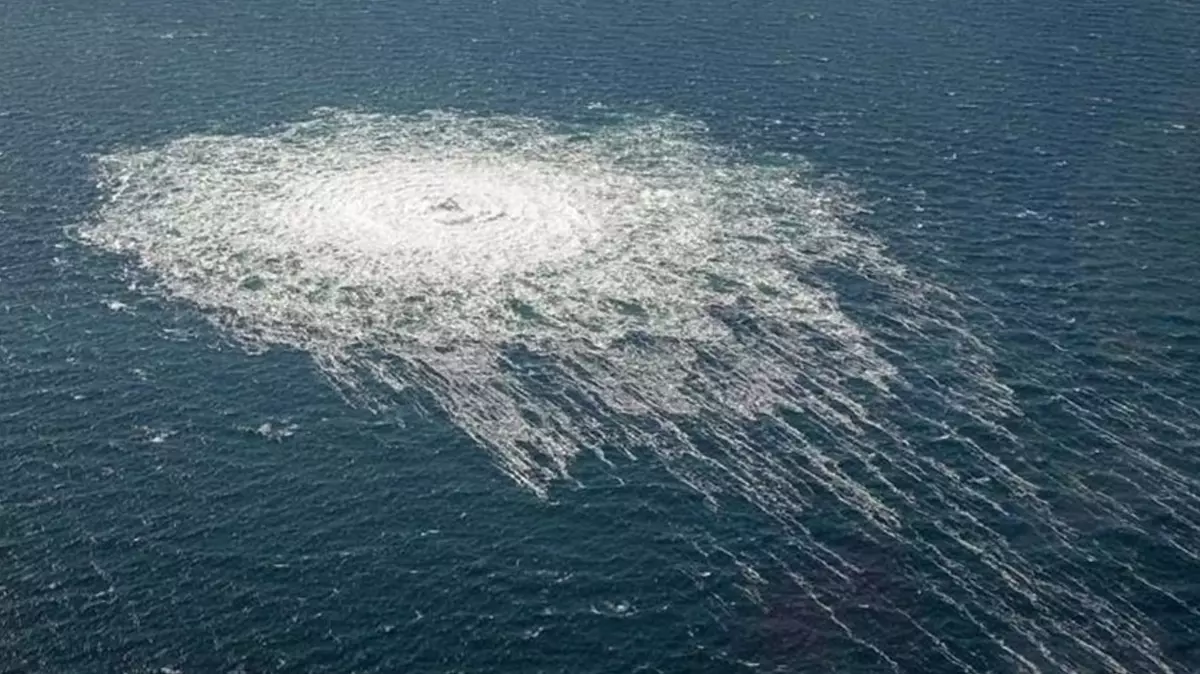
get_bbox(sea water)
[2,1,1199,672]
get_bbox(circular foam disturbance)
[81,109,1198,674]
[83,109,954,503]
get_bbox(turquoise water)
[3,1,1199,672]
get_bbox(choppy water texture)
[4,1,1200,673]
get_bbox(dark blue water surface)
[3,1,1200,672]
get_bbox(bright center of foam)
[269,158,613,282]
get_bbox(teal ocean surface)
[2,1,1199,672]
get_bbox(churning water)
[6,1,1200,672]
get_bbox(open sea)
[2,1,1199,672]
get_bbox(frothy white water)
[81,109,1200,673]
[83,109,917,500]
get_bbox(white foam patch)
[81,109,916,500]
[80,109,1200,673]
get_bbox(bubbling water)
[81,109,1200,672]
[83,109,926,500]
